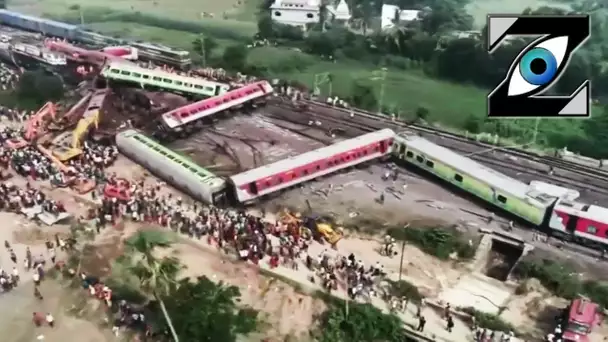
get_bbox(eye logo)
[509,36,567,96]
[487,15,591,118]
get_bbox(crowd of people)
[0,127,117,187]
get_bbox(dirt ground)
[160,239,328,340]
[501,279,608,340]
[169,113,331,176]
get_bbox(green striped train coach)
[392,133,556,226]
[115,129,227,205]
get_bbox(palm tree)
[126,231,183,342]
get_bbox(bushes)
[387,226,476,260]
[461,307,515,332]
[512,258,608,309]
[316,298,413,342]
[386,279,422,303]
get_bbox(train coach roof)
[399,134,556,206]
[230,128,395,185]
[103,61,227,86]
[117,129,224,187]
[0,10,76,30]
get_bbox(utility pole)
[312,72,332,97]
[398,223,410,282]
[532,117,541,145]
[79,8,85,26]
[199,34,206,68]
[370,67,388,114]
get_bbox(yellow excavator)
[52,88,107,161]
[280,200,343,246]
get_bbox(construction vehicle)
[302,214,343,246]
[557,297,602,342]
[279,202,343,246]
[37,145,96,194]
[48,93,91,131]
[25,102,57,141]
[5,102,57,150]
[52,88,108,161]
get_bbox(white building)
[327,0,351,24]
[381,4,420,31]
[270,0,321,29]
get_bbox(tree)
[256,14,275,38]
[350,82,377,111]
[17,70,64,105]
[126,231,182,342]
[418,0,473,35]
[581,107,608,158]
[305,31,336,57]
[415,106,429,122]
[222,45,248,71]
[151,276,259,341]
[192,36,218,67]
[318,300,407,342]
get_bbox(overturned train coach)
[228,128,395,204]
[115,129,227,205]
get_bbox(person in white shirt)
[12,267,19,284]
[32,272,40,286]
[45,313,54,327]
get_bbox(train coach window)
[399,145,406,155]
[194,85,203,89]
[454,174,463,182]
[587,226,598,234]
[406,151,413,158]
[163,78,172,83]
[175,81,183,86]
[153,77,162,81]
[120,70,130,75]
[497,195,507,204]
[248,182,258,195]
[415,155,424,163]
[142,75,150,79]
[425,160,434,168]
[316,165,321,170]
[132,73,141,78]
[110,69,119,74]
[303,169,309,175]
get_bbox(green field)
[8,0,592,150]
[11,0,260,22]
[85,22,238,53]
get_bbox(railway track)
[286,99,608,184]
[267,101,608,197]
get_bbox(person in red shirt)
[32,312,43,327]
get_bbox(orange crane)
[25,102,57,141]
[5,102,56,150]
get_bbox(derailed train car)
[115,129,227,205]
[0,9,78,39]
